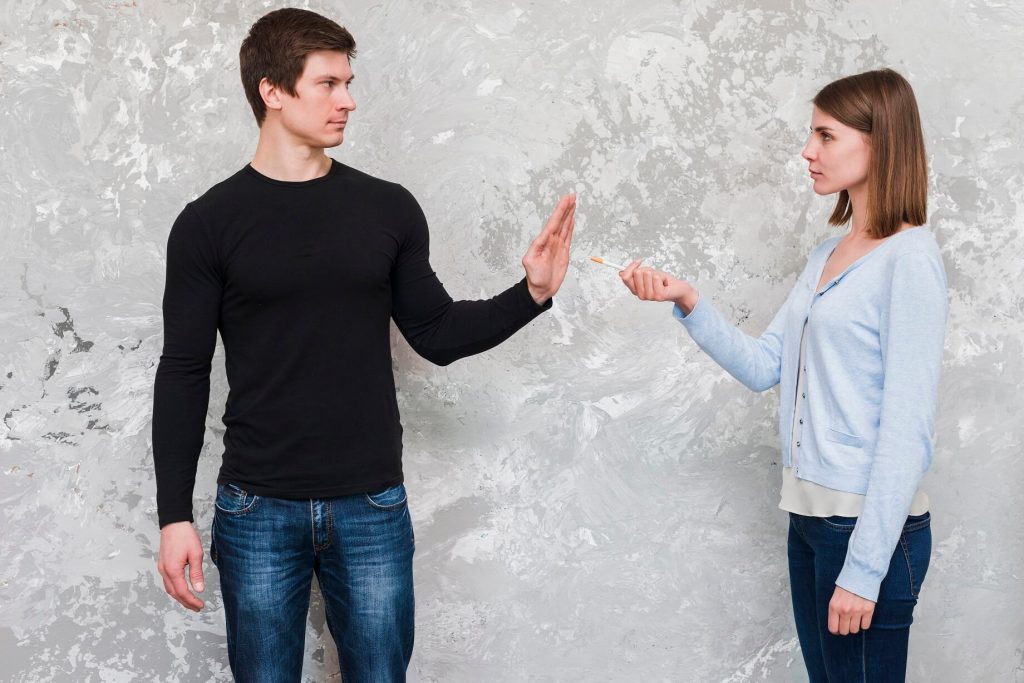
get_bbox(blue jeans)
[210,482,415,683]
[788,512,932,682]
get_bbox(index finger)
[561,210,576,248]
[170,567,204,612]
[620,259,643,278]
[542,195,573,235]
[556,201,576,242]
[828,605,840,634]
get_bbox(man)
[152,8,575,682]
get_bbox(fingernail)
[195,582,205,592]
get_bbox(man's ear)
[260,77,283,113]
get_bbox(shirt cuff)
[835,563,883,603]
[516,277,553,312]
[671,293,704,326]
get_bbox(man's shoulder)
[188,166,252,213]
[332,161,414,202]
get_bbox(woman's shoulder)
[883,226,947,289]
[884,226,943,266]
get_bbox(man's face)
[801,106,871,197]
[273,50,356,149]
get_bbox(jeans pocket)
[821,515,857,532]
[214,483,259,516]
[365,483,407,511]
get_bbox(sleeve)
[836,252,948,601]
[671,276,805,392]
[152,203,222,528]
[389,187,552,366]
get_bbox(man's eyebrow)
[315,74,355,81]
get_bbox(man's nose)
[335,90,356,111]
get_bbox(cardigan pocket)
[825,427,863,448]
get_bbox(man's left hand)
[522,194,576,305]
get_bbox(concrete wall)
[2,1,1022,680]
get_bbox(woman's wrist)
[674,285,699,315]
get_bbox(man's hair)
[813,68,928,238]
[239,8,357,126]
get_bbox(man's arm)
[390,189,575,366]
[152,203,222,611]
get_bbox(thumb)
[189,546,205,593]
[652,272,667,299]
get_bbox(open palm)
[522,194,576,304]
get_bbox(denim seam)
[210,516,218,565]
[789,513,813,544]
[323,500,333,552]
[309,500,333,553]
[310,500,317,553]
[860,630,866,683]
[899,532,918,597]
[904,517,930,533]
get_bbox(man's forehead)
[302,51,352,78]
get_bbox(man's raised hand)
[522,194,576,305]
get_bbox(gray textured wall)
[2,1,1022,681]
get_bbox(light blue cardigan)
[673,227,948,601]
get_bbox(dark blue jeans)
[210,482,415,683]
[788,512,932,682]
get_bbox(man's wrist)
[526,281,551,306]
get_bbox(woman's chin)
[810,181,836,196]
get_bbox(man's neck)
[250,129,332,182]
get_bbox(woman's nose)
[801,139,815,161]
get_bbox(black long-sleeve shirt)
[152,160,551,527]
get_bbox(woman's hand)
[828,585,875,635]
[619,260,699,313]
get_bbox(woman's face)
[801,106,871,196]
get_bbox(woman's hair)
[239,8,357,126]
[812,68,928,238]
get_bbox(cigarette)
[590,256,628,270]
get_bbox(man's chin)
[322,133,345,149]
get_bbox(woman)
[620,69,947,681]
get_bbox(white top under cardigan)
[779,319,930,517]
